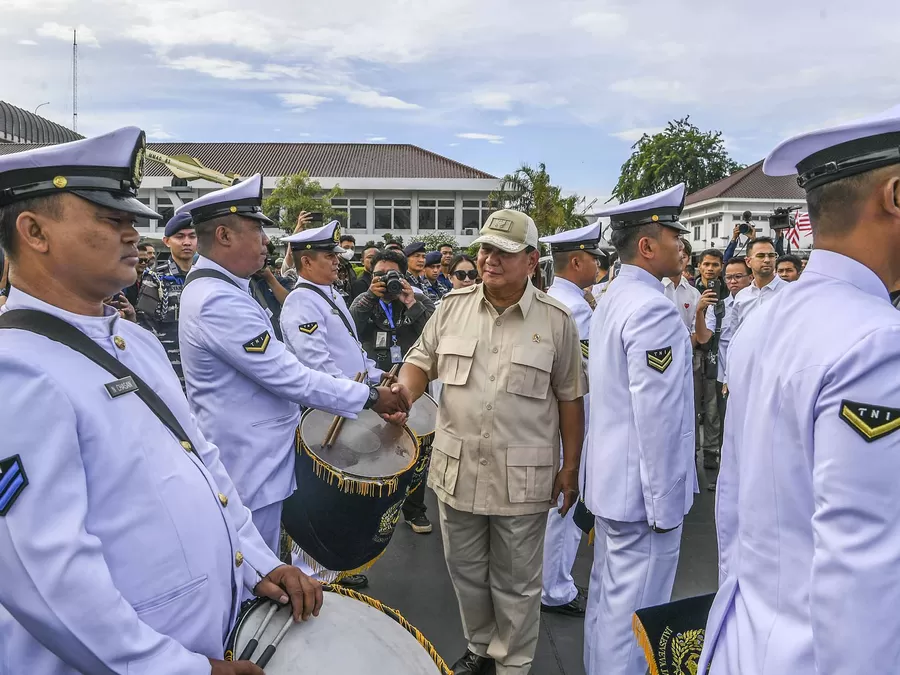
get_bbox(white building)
[680,160,811,255]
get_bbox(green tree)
[418,232,458,251]
[382,233,405,247]
[262,172,343,232]
[490,163,590,237]
[611,117,744,203]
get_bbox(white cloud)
[37,22,99,47]
[342,90,420,110]
[611,127,664,142]
[457,133,503,141]
[500,117,524,127]
[17,39,38,46]
[366,135,388,142]
[146,125,176,140]
[608,78,697,103]
[279,93,331,110]
[166,56,276,80]
[471,92,514,110]
[571,11,628,39]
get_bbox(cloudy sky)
[2,0,898,202]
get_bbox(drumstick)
[322,372,366,448]
[255,612,295,668]
[380,363,401,385]
[237,601,279,661]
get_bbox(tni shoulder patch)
[580,339,589,359]
[840,400,900,442]
[646,346,673,373]
[298,322,319,335]
[243,331,271,353]
[0,455,28,516]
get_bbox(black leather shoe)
[541,588,586,617]
[335,574,368,590]
[450,650,495,675]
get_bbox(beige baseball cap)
[471,209,539,254]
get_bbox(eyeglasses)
[724,274,748,281]
[452,270,479,281]
[752,253,777,260]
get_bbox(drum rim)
[407,392,438,440]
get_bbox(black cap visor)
[72,189,162,220]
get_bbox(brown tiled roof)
[685,160,806,205]
[0,140,497,180]
[0,101,83,145]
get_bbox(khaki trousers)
[438,501,547,675]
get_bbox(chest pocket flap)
[437,336,478,386]
[507,344,554,399]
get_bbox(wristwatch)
[363,385,380,410]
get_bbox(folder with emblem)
[632,593,714,675]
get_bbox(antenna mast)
[72,29,78,133]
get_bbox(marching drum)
[405,392,438,492]
[226,588,452,674]
[281,408,419,577]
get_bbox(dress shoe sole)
[540,603,586,618]
[407,521,433,534]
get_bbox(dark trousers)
[402,482,427,520]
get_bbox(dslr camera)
[738,210,753,236]
[382,270,405,298]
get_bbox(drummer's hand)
[209,658,264,675]
[380,411,408,426]
[254,565,323,622]
[371,385,410,415]
[551,468,579,517]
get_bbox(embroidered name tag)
[104,375,138,398]
[243,331,271,353]
[839,400,900,442]
[0,455,28,516]
[646,347,673,373]
[298,322,319,335]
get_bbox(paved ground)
[364,470,719,675]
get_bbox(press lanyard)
[379,300,398,345]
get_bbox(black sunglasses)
[452,270,479,281]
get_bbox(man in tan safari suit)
[397,209,586,675]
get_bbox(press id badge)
[375,332,389,349]
[390,345,403,363]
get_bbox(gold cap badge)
[229,206,238,213]
[52,176,68,189]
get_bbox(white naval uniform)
[280,279,382,382]
[699,250,900,675]
[541,276,590,607]
[584,264,697,675]
[179,256,370,556]
[0,289,282,675]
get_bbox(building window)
[375,198,411,230]
[419,198,455,231]
[710,222,719,239]
[331,198,367,229]
[462,199,492,232]
[693,225,701,241]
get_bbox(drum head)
[407,394,438,439]
[233,595,441,674]
[301,408,416,478]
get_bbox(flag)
[786,211,812,248]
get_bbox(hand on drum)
[551,468,579,517]
[253,564,324,622]
[209,658,265,675]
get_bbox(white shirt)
[0,289,281,674]
[703,294,736,382]
[662,275,702,332]
[730,273,786,334]
[280,278,381,382]
[179,256,369,512]
[585,265,697,529]
[699,250,900,675]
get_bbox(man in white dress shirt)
[584,183,697,675]
[662,238,701,334]
[537,222,607,618]
[730,235,786,333]
[699,104,900,675]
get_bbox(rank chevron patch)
[839,400,900,442]
[580,339,589,359]
[243,331,271,353]
[646,346,673,373]
[0,455,28,516]
[298,322,319,335]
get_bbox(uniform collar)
[2,287,120,339]
[617,264,665,293]
[751,273,785,292]
[550,276,584,297]
[802,249,889,302]
[192,255,251,293]
[476,278,538,317]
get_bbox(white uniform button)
[495,320,502,326]
[489,375,495,381]
[235,551,244,567]
[480,458,488,466]
[113,336,126,350]
[486,404,492,410]
[492,347,499,354]
[483,433,490,438]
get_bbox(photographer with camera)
[724,211,784,263]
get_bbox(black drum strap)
[0,309,200,456]
[184,268,240,289]
[295,283,357,339]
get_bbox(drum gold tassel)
[302,442,401,497]
[631,613,661,675]
[323,585,453,675]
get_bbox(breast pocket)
[428,429,463,496]
[437,336,477,386]
[507,345,554,399]
[507,445,556,503]
[132,574,209,632]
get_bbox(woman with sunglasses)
[449,254,480,290]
